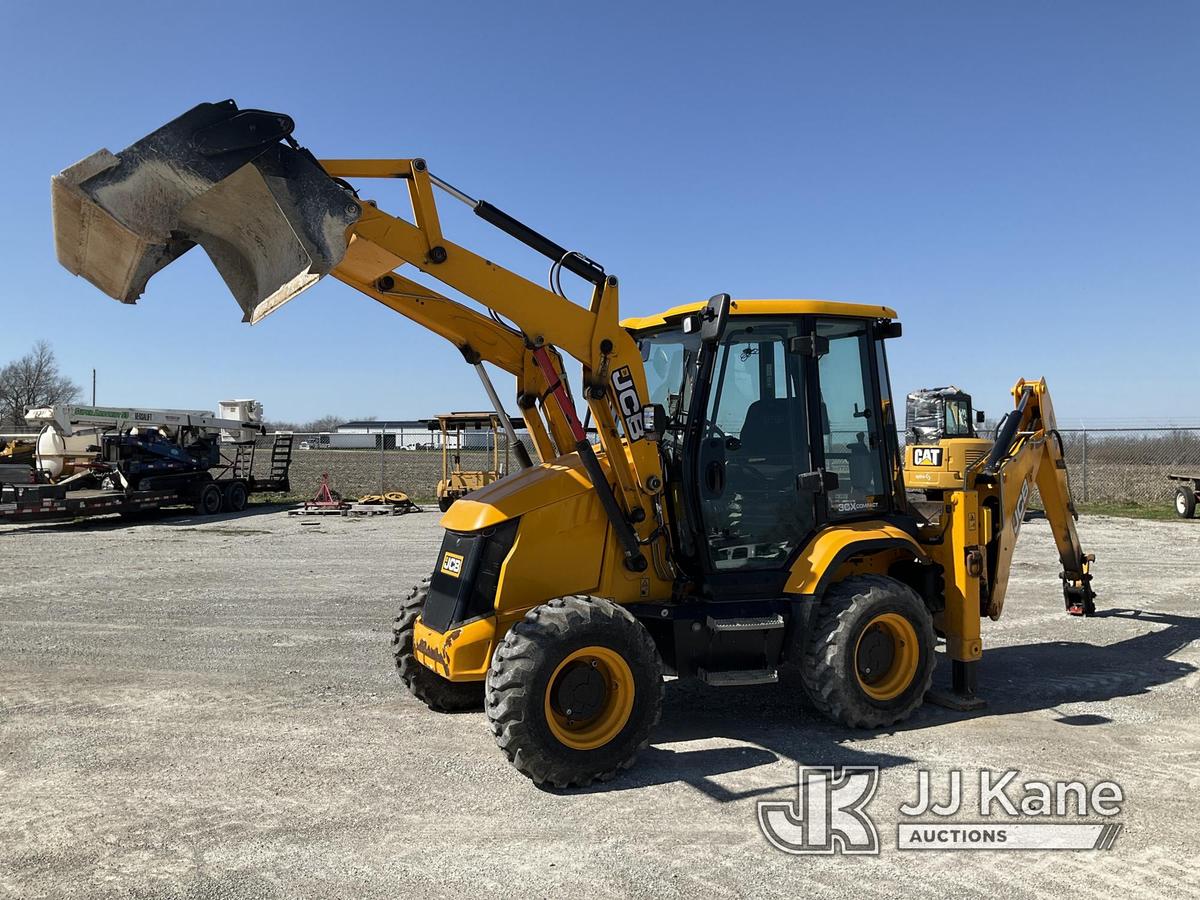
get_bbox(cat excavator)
[51,100,1096,787]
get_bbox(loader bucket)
[51,100,361,323]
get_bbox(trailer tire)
[223,480,248,513]
[1175,487,1196,519]
[391,580,484,712]
[195,482,223,516]
[801,575,935,730]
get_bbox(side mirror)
[684,293,731,344]
[976,410,986,424]
[790,334,830,358]
[642,404,667,442]
[877,320,903,340]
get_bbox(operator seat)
[722,396,811,545]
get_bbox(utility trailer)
[0,433,293,526]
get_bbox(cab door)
[692,317,818,573]
[812,317,890,518]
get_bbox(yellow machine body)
[904,437,993,490]
[50,101,1095,731]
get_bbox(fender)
[785,520,929,596]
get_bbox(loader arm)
[974,378,1095,618]
[51,101,665,571]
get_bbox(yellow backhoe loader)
[51,101,1096,787]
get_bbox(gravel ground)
[1,511,1198,899]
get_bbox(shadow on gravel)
[3,502,291,534]
[575,608,1198,801]
[947,608,1200,717]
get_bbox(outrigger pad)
[51,100,361,323]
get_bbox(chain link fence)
[1054,428,1200,504]
[273,429,539,501]
[261,425,1200,505]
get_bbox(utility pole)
[91,368,96,406]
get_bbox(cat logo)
[911,447,943,467]
[440,551,464,577]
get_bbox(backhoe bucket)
[51,100,361,323]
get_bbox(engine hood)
[439,452,595,531]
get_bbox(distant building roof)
[337,420,428,431]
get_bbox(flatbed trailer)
[0,434,293,526]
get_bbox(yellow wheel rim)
[854,613,919,702]
[543,646,635,750]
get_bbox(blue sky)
[2,1,1196,425]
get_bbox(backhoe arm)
[975,378,1096,618]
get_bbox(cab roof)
[620,299,897,332]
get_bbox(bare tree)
[0,341,81,429]
[303,414,348,433]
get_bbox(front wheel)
[801,575,935,729]
[390,580,484,712]
[486,596,663,788]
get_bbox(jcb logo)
[912,447,943,467]
[758,766,880,855]
[440,551,464,578]
[611,366,645,442]
[1012,481,1030,537]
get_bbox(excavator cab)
[903,386,993,495]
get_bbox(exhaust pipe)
[51,100,361,323]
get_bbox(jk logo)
[757,766,880,855]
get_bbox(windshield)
[944,399,972,436]
[638,327,700,414]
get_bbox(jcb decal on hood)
[912,447,943,466]
[440,551,464,577]
[611,366,645,442]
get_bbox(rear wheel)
[438,495,454,512]
[194,482,222,516]
[1175,487,1196,519]
[801,575,935,729]
[486,596,662,788]
[223,480,248,513]
[390,579,484,712]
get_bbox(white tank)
[218,399,263,443]
[35,426,100,478]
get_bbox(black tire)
[486,596,663,788]
[1175,488,1196,519]
[390,579,484,712]
[438,495,454,512]
[801,575,935,729]
[223,480,248,513]
[194,482,223,516]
